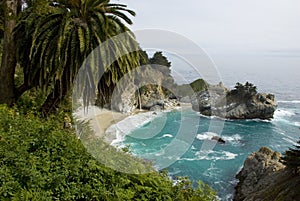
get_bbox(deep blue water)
[123,101,300,200]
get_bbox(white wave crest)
[222,134,242,142]
[107,111,165,146]
[295,122,300,127]
[194,150,238,160]
[110,129,125,146]
[196,132,242,145]
[196,132,218,140]
[156,133,174,139]
[278,100,300,104]
[274,109,295,118]
[162,134,173,138]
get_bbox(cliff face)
[191,83,277,120]
[234,147,300,201]
[110,66,179,113]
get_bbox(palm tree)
[15,0,140,115]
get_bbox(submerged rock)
[211,136,226,144]
[191,82,277,120]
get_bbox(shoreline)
[105,103,193,146]
[73,103,192,146]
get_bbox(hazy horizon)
[113,0,300,99]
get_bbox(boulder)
[211,136,226,144]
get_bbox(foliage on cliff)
[176,79,208,97]
[281,138,300,174]
[0,104,216,200]
[228,82,257,98]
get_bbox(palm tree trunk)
[0,0,18,105]
[41,67,72,116]
[40,80,67,116]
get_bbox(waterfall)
[137,88,142,111]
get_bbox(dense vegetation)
[0,104,217,200]
[229,82,257,98]
[281,138,300,174]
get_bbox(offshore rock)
[191,82,277,119]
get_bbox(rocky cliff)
[234,147,300,201]
[191,82,277,119]
[110,65,179,113]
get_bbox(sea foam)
[196,132,242,145]
[194,150,238,160]
[107,111,164,146]
[278,100,300,104]
[274,109,295,118]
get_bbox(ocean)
[121,54,300,200]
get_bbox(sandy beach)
[73,106,129,137]
[73,103,192,145]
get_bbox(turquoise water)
[123,101,300,200]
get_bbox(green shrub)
[0,105,216,200]
[281,138,300,174]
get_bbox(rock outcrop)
[109,66,180,113]
[191,82,277,119]
[234,147,300,201]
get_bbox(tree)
[0,1,4,40]
[281,138,300,174]
[230,82,257,97]
[1,0,140,115]
[0,0,21,105]
[149,51,171,75]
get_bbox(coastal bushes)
[0,105,216,200]
[281,138,300,174]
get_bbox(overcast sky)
[118,0,300,54]
[114,0,300,97]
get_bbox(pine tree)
[281,138,300,174]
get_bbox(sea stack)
[191,82,277,120]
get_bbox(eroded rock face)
[234,147,285,201]
[191,83,277,120]
[110,82,138,113]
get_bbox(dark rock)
[211,136,225,144]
